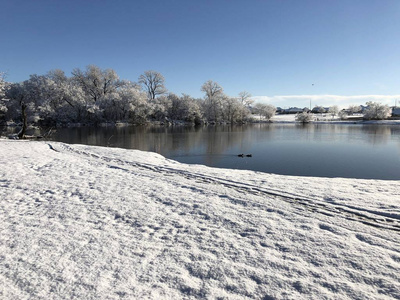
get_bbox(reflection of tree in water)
[0,125,43,138]
[203,126,247,166]
[389,127,400,155]
[146,125,260,166]
[105,124,264,166]
[201,124,276,166]
[361,125,391,145]
[390,126,400,141]
[301,124,394,145]
[41,124,400,171]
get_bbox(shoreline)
[1,114,400,130]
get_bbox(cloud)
[252,95,400,109]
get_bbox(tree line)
[1,66,392,134]
[0,66,276,130]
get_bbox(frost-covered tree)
[348,105,361,114]
[222,97,247,123]
[72,65,121,105]
[363,102,391,120]
[8,73,76,125]
[45,69,87,123]
[329,105,339,118]
[338,110,348,120]
[105,82,142,121]
[0,72,7,99]
[139,70,167,100]
[117,84,150,124]
[201,80,223,99]
[5,82,25,119]
[0,72,8,123]
[60,84,87,122]
[253,103,276,121]
[201,80,224,122]
[148,95,171,121]
[23,74,60,124]
[238,91,253,107]
[5,82,30,137]
[295,111,313,123]
[4,67,152,125]
[236,91,253,121]
[165,93,202,124]
[6,72,85,125]
[182,94,203,124]
[1,67,264,126]
[167,93,202,122]
[167,93,184,121]
[312,106,326,113]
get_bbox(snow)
[269,113,400,124]
[1,140,399,299]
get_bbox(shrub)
[296,112,313,123]
[363,102,391,120]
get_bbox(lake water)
[3,124,400,180]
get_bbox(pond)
[2,123,400,180]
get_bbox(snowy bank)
[0,140,399,299]
[269,114,400,125]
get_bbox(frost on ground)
[269,113,400,124]
[0,140,399,299]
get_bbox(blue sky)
[2,0,400,107]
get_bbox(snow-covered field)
[269,113,400,124]
[1,140,399,299]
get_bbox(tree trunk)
[18,102,27,139]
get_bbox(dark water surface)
[3,124,400,179]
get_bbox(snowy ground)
[267,114,400,124]
[1,140,399,299]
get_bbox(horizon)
[2,0,400,109]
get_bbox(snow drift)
[0,140,399,299]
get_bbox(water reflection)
[1,124,399,179]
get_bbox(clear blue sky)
[2,0,400,107]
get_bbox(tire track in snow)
[54,143,400,233]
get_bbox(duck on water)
[237,154,252,158]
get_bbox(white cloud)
[252,95,400,109]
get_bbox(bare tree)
[201,80,223,99]
[238,91,253,107]
[237,91,252,120]
[18,102,27,139]
[201,80,224,122]
[328,105,339,118]
[139,70,167,100]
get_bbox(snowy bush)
[295,112,313,123]
[338,110,348,120]
[363,102,391,120]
